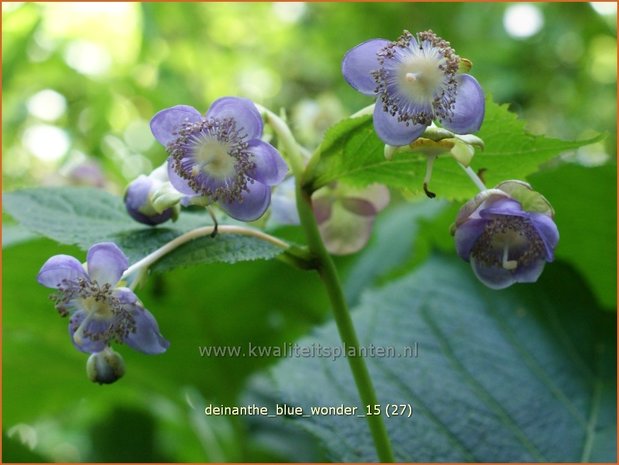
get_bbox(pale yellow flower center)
[193,138,236,180]
[398,54,446,104]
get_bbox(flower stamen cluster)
[470,216,546,270]
[374,30,460,126]
[148,98,288,222]
[168,117,255,203]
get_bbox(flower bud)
[87,348,125,384]
[124,175,177,226]
[453,181,559,289]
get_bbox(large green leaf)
[529,163,617,310]
[303,99,602,200]
[257,256,616,461]
[3,187,282,267]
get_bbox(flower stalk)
[297,187,395,462]
[122,225,299,289]
[262,106,395,462]
[459,163,487,192]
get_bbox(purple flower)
[150,97,288,222]
[269,178,390,255]
[313,183,390,255]
[37,242,169,354]
[453,183,559,289]
[125,175,175,226]
[342,30,485,146]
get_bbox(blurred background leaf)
[529,163,617,309]
[2,2,615,193]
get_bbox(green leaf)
[2,223,39,248]
[344,200,453,306]
[152,235,283,273]
[529,163,617,309]
[257,256,616,461]
[303,99,603,200]
[3,187,282,267]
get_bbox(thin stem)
[263,106,395,462]
[122,225,292,288]
[459,163,487,192]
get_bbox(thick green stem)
[260,106,395,462]
[298,188,395,463]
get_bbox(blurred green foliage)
[2,2,616,192]
[2,2,616,462]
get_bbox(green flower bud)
[87,348,125,385]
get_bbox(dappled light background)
[3,2,616,191]
[2,2,617,462]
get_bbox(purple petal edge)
[206,97,263,140]
[342,38,390,96]
[150,105,201,146]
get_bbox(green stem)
[459,163,487,192]
[121,225,308,289]
[261,105,395,462]
[298,188,395,463]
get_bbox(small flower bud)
[458,58,473,73]
[87,348,125,384]
[124,175,177,226]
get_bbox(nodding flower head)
[269,179,390,255]
[37,242,169,355]
[150,97,288,222]
[453,181,559,289]
[342,30,485,146]
[313,183,390,255]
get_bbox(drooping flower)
[342,30,485,146]
[453,181,559,289]
[270,179,390,255]
[124,164,180,226]
[150,97,288,222]
[314,183,390,255]
[66,159,107,188]
[37,242,169,355]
